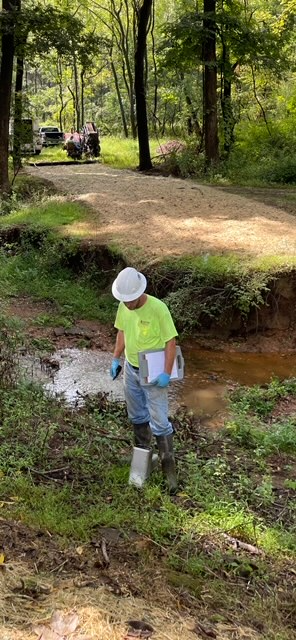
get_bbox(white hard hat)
[112,267,147,302]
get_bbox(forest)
[1,0,296,190]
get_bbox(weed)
[30,337,55,352]
[0,235,119,325]
[0,315,23,388]
[0,191,22,217]
[147,256,272,332]
[254,476,275,506]
[32,314,72,328]
[228,378,296,456]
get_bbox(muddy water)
[21,346,296,428]
[21,349,125,405]
[181,347,296,427]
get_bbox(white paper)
[145,350,179,383]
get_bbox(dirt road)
[28,163,296,261]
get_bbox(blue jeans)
[123,360,173,437]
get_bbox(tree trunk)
[110,58,129,137]
[13,52,25,172]
[0,0,19,194]
[57,57,66,132]
[81,68,85,128]
[73,54,80,131]
[151,0,158,135]
[221,44,235,156]
[203,0,219,166]
[185,93,202,138]
[221,73,235,156]
[134,0,153,171]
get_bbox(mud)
[6,296,296,426]
[20,344,296,429]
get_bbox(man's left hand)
[152,372,170,387]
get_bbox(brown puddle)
[21,346,296,430]
[179,346,296,428]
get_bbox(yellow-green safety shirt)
[114,295,178,367]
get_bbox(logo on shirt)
[139,320,150,337]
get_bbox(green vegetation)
[148,255,296,332]
[224,119,296,186]
[0,185,296,335]
[0,237,118,324]
[17,119,296,186]
[25,137,169,170]
[0,198,86,228]
[149,118,296,186]
[0,315,295,636]
[25,146,72,164]
[0,181,295,636]
[100,136,171,169]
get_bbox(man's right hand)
[110,358,121,379]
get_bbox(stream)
[21,345,296,428]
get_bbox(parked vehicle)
[9,118,42,155]
[39,126,64,146]
[64,122,100,160]
[82,122,100,158]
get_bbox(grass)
[0,374,295,550]
[25,144,72,164]
[1,143,295,637]
[0,352,295,637]
[0,191,296,334]
[0,199,86,228]
[19,124,296,188]
[0,246,117,323]
[24,137,170,169]
[100,136,169,169]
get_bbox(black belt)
[129,363,139,370]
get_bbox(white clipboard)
[138,346,184,385]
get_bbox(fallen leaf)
[76,546,84,556]
[33,625,60,640]
[51,610,80,635]
[0,553,5,564]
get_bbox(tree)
[161,0,296,165]
[134,0,153,170]
[90,0,138,138]
[0,3,102,192]
[203,0,219,165]
[0,0,20,194]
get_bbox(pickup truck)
[39,126,64,146]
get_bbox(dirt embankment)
[27,164,296,263]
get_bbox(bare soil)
[0,517,279,640]
[4,296,115,352]
[27,164,296,262]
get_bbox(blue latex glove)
[110,358,120,379]
[152,372,170,388]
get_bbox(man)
[110,266,178,493]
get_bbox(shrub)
[156,140,186,156]
[155,141,204,178]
